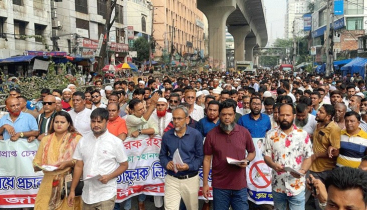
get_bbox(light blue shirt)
[0,112,39,140]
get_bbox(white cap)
[213,89,221,95]
[67,84,76,88]
[157,98,167,103]
[296,77,301,80]
[105,85,113,91]
[356,92,364,98]
[55,97,61,101]
[62,88,72,93]
[263,91,272,98]
[202,90,210,96]
[139,81,145,85]
[196,91,203,97]
[356,87,360,93]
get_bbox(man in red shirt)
[202,100,256,210]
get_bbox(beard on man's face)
[219,122,235,132]
[280,120,293,130]
[295,117,308,127]
[157,109,167,117]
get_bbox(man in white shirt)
[91,90,107,110]
[68,108,128,209]
[68,91,92,136]
[151,98,172,136]
[184,89,204,121]
[295,103,317,137]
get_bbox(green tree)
[307,2,315,13]
[3,62,77,100]
[273,38,293,48]
[260,56,278,67]
[132,37,150,63]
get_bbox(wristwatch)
[245,159,251,165]
[20,132,24,138]
[138,129,142,135]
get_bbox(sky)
[263,0,286,46]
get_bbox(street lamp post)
[148,2,154,69]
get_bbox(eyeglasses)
[251,103,262,106]
[42,102,55,105]
[92,95,100,98]
[173,117,185,121]
[186,96,195,99]
[170,100,179,103]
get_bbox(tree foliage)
[273,38,294,48]
[259,56,279,67]
[2,62,80,100]
[132,37,150,63]
[307,2,315,13]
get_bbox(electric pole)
[293,20,297,65]
[169,19,175,71]
[325,0,332,76]
[149,3,154,69]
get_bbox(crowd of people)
[2,68,367,210]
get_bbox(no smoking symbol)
[249,160,271,188]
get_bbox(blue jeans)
[272,190,305,210]
[122,194,146,210]
[212,187,249,210]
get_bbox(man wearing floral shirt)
[263,104,313,209]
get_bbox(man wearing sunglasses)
[91,90,107,110]
[36,95,57,141]
[184,89,204,122]
[168,93,180,113]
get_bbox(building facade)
[0,0,153,65]
[151,0,205,63]
[0,0,52,59]
[311,0,367,60]
[54,0,152,64]
[285,0,311,39]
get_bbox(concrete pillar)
[245,37,257,61]
[228,25,250,62]
[198,0,236,71]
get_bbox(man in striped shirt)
[335,111,367,168]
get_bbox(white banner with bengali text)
[246,138,274,205]
[115,135,212,202]
[0,136,212,208]
[0,139,41,208]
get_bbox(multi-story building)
[151,0,205,63]
[54,0,152,64]
[0,0,152,66]
[311,0,366,59]
[285,0,311,39]
[0,0,52,59]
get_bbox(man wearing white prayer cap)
[67,84,77,94]
[61,88,72,111]
[102,85,113,104]
[55,97,63,112]
[138,80,145,89]
[196,91,205,109]
[211,89,221,101]
[148,97,172,208]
